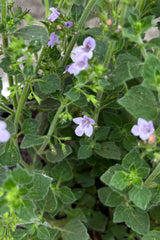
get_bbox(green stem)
[119,1,128,27]
[44,0,49,18]
[34,47,46,76]
[104,41,115,68]
[38,103,65,154]
[58,0,65,9]
[144,163,160,187]
[136,0,146,12]
[14,83,30,133]
[0,103,14,115]
[60,0,97,67]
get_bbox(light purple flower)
[0,120,10,142]
[48,32,62,48]
[131,118,154,141]
[73,115,95,137]
[71,37,96,62]
[67,56,89,75]
[65,21,73,28]
[48,7,60,22]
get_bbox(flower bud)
[148,134,156,144]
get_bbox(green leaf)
[38,188,57,213]
[98,187,123,207]
[0,164,7,187]
[110,171,129,190]
[37,226,50,240]
[113,206,130,223]
[64,88,80,101]
[71,4,84,22]
[86,211,107,232]
[75,172,95,187]
[86,27,102,37]
[95,142,121,160]
[20,135,45,148]
[0,141,20,167]
[59,186,76,204]
[78,144,92,159]
[114,206,150,235]
[12,165,33,184]
[126,208,150,235]
[122,148,142,170]
[52,160,73,182]
[17,199,36,221]
[27,173,52,200]
[62,220,89,240]
[118,85,158,120]
[0,57,20,75]
[46,144,72,163]
[67,208,87,222]
[122,28,140,43]
[22,119,40,134]
[15,25,49,45]
[129,185,152,210]
[110,54,143,86]
[143,53,160,90]
[100,164,123,185]
[142,230,160,240]
[94,40,108,63]
[39,74,61,94]
[94,126,110,141]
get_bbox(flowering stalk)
[44,0,49,18]
[58,0,65,9]
[38,103,65,154]
[136,0,146,12]
[144,163,160,187]
[1,0,17,109]
[119,1,128,27]
[60,0,97,67]
[14,83,30,133]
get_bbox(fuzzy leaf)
[118,85,158,120]
[62,220,89,240]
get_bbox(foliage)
[0,0,160,239]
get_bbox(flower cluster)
[0,121,10,142]
[67,36,96,75]
[73,115,95,137]
[131,118,154,141]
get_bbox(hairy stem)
[60,0,97,67]
[14,83,30,133]
[136,0,146,12]
[0,103,14,115]
[38,103,64,154]
[58,0,65,9]
[104,41,115,68]
[119,1,128,27]
[144,163,160,187]
[44,0,49,18]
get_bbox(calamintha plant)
[0,0,160,239]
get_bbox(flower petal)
[0,120,7,129]
[0,129,10,142]
[73,117,83,124]
[84,115,95,125]
[84,125,93,137]
[137,118,147,127]
[131,125,139,136]
[75,125,84,136]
